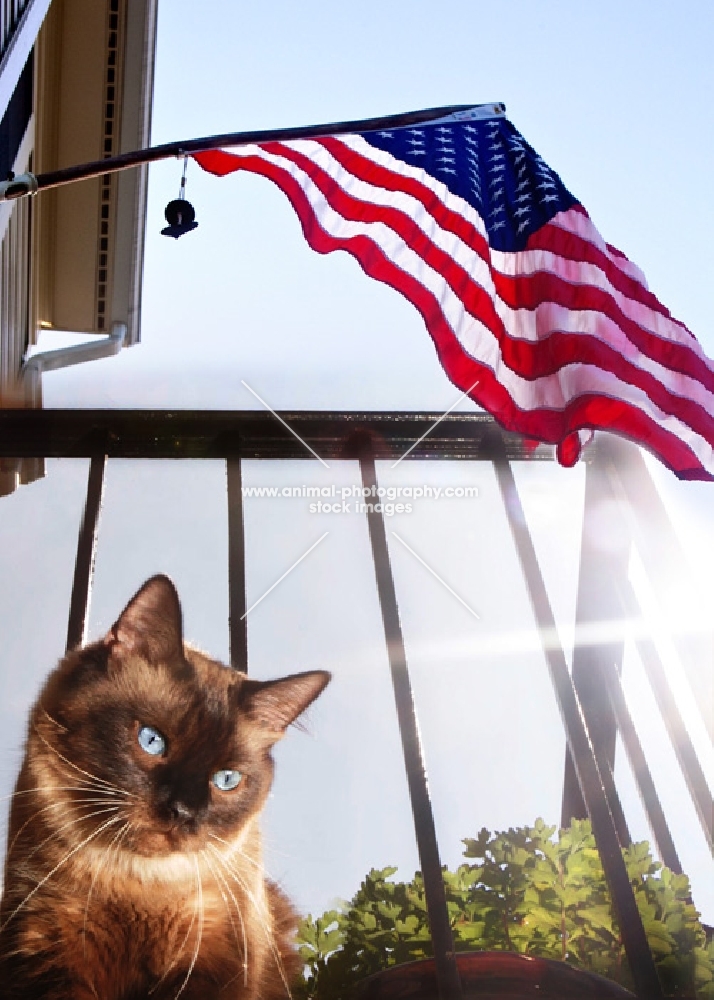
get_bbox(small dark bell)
[161,198,198,239]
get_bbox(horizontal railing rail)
[0,409,554,460]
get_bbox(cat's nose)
[155,769,208,830]
[169,800,194,824]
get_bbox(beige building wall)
[33,0,157,343]
[0,0,157,496]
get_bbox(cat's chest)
[95,859,248,939]
[62,873,249,999]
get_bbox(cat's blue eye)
[212,769,242,792]
[137,725,166,756]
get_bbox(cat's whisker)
[201,849,245,952]
[201,849,249,986]
[0,814,123,934]
[23,804,124,864]
[32,727,136,798]
[40,708,68,734]
[149,856,200,996]
[207,843,294,1000]
[0,784,127,804]
[171,856,204,1000]
[5,796,125,860]
[208,832,266,877]
[82,820,132,956]
[1,577,328,995]
[229,870,292,999]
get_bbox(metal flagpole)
[0,103,504,201]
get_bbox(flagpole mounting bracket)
[0,171,38,201]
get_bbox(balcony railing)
[0,407,710,1000]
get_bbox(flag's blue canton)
[359,117,577,252]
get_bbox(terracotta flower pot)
[355,950,636,999]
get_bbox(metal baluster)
[603,437,713,745]
[66,454,106,652]
[359,451,463,1000]
[490,432,663,1000]
[226,456,248,672]
[616,576,714,850]
[562,450,632,847]
[599,657,684,874]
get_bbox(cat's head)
[29,575,330,858]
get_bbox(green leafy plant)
[295,819,714,999]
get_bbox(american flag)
[194,104,714,480]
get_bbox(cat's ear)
[105,575,184,665]
[240,670,330,734]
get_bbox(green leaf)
[296,820,710,1000]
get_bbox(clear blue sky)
[2,0,712,929]
[41,0,714,410]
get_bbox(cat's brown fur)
[0,575,330,999]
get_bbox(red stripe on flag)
[216,142,714,434]
[194,146,712,480]
[321,137,677,324]
[315,139,709,387]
